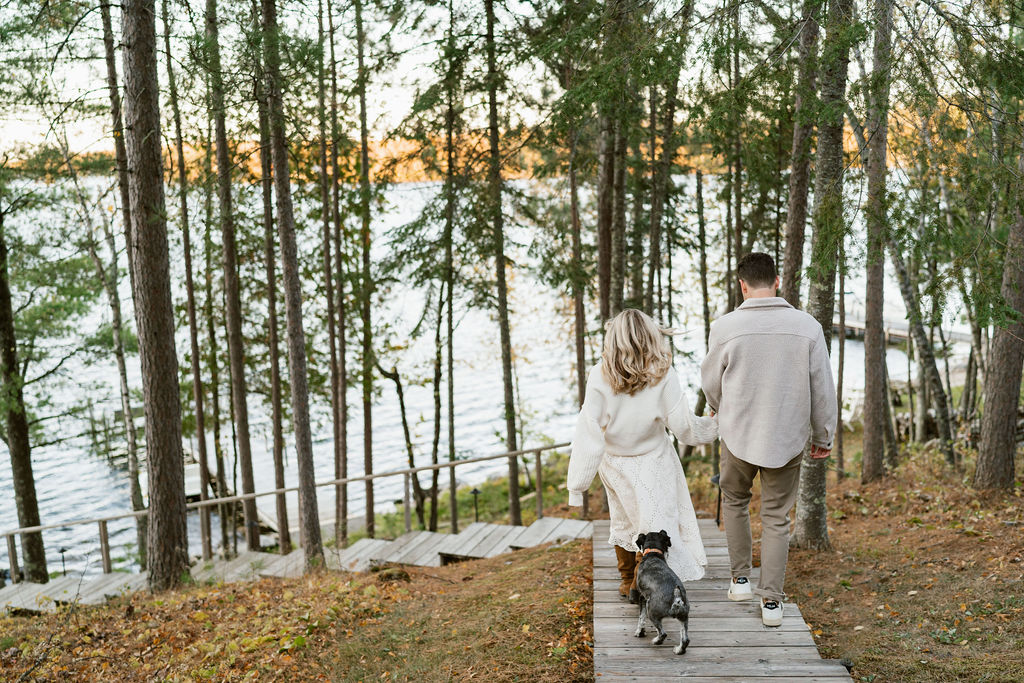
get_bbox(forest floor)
[0,538,593,682]
[2,435,1020,682]
[679,435,1024,683]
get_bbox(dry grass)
[0,540,593,682]
[681,433,1024,683]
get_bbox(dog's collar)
[641,548,664,557]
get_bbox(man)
[701,252,837,627]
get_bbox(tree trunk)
[974,145,1024,489]
[861,0,892,484]
[888,242,955,464]
[316,0,342,550]
[0,216,48,583]
[253,35,289,552]
[681,170,711,464]
[597,112,615,322]
[377,364,427,528]
[645,60,682,314]
[881,355,899,469]
[780,0,820,307]
[104,0,147,565]
[429,286,444,531]
[570,131,586,407]
[202,127,230,556]
[484,0,520,525]
[205,0,258,550]
[837,248,846,479]
[444,3,458,532]
[610,121,627,317]
[353,0,375,539]
[731,0,743,269]
[122,0,188,591]
[791,0,854,553]
[327,0,348,548]
[261,0,324,568]
[100,0,136,289]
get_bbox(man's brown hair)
[737,252,777,289]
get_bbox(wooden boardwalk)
[592,518,851,681]
[0,517,593,614]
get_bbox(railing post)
[98,520,112,574]
[403,472,412,533]
[200,505,212,562]
[582,490,589,519]
[507,452,517,525]
[535,449,543,520]
[6,533,19,584]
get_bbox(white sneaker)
[761,599,783,626]
[728,576,752,601]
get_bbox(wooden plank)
[391,532,448,565]
[542,518,592,544]
[590,518,849,681]
[329,538,384,571]
[596,601,799,619]
[434,522,492,559]
[260,549,305,578]
[371,531,434,565]
[594,616,809,634]
[506,516,561,549]
[476,526,528,558]
[332,539,391,572]
[461,524,516,558]
[77,572,134,605]
[404,534,448,567]
[598,676,853,682]
[594,657,850,677]
[2,581,54,612]
[594,588,783,603]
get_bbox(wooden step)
[259,549,305,579]
[0,574,96,613]
[469,525,527,558]
[191,550,276,584]
[387,532,449,566]
[330,538,392,573]
[77,572,138,605]
[82,571,148,603]
[402,534,449,567]
[369,531,438,566]
[435,522,498,563]
[505,516,562,549]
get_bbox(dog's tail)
[671,586,686,613]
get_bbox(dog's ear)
[636,533,646,548]
[660,530,671,547]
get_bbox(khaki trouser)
[719,443,802,602]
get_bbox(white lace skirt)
[597,439,707,582]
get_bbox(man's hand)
[810,445,831,460]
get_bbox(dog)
[633,530,690,655]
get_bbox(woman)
[567,309,717,599]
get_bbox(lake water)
[1,175,956,578]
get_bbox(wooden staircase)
[0,517,593,614]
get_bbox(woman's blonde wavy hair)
[601,309,672,395]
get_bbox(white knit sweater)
[567,363,718,505]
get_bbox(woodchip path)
[591,518,852,682]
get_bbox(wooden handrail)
[2,441,569,540]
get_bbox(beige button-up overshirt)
[700,297,837,469]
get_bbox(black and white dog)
[633,530,690,655]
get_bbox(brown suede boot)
[614,546,638,601]
[629,551,642,604]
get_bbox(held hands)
[809,444,831,460]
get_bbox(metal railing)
[1,441,570,586]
